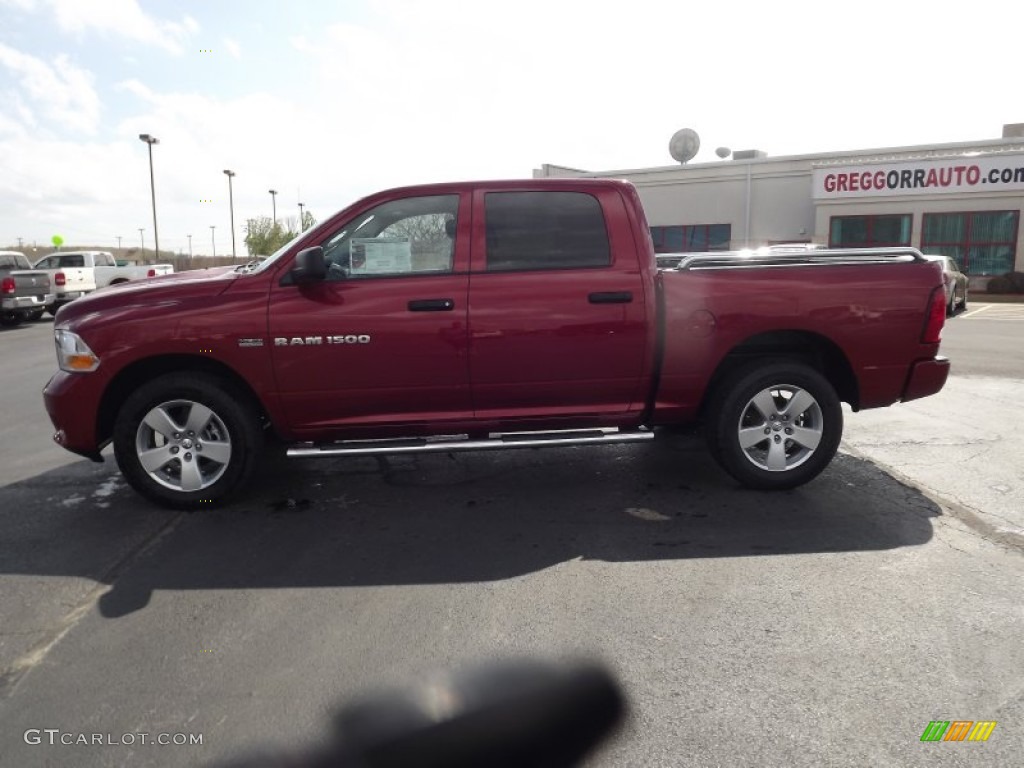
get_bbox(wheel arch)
[97,355,273,447]
[699,330,859,417]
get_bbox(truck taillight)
[147,268,156,277]
[922,287,945,344]
[55,271,66,286]
[1,277,14,295]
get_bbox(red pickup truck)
[43,179,949,509]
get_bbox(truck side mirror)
[290,246,326,283]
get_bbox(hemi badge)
[238,338,264,348]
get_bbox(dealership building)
[534,124,1024,284]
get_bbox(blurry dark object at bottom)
[215,659,625,768]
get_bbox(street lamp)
[223,170,237,260]
[138,133,159,261]
[268,189,277,226]
[210,225,216,258]
[298,201,305,231]
[138,227,145,250]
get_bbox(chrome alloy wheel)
[736,384,824,472]
[134,399,232,492]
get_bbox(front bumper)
[43,370,106,462]
[901,356,950,402]
[1,292,55,310]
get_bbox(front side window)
[484,191,610,271]
[829,214,912,247]
[922,210,1018,275]
[321,194,459,280]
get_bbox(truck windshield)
[242,229,316,274]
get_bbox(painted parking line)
[959,305,993,319]
[958,304,1024,320]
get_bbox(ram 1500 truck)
[42,179,950,509]
[0,251,54,325]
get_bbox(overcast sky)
[1,0,1020,256]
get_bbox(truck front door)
[268,193,472,432]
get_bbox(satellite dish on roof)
[715,146,732,159]
[669,128,700,164]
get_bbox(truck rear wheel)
[705,362,842,490]
[113,372,262,509]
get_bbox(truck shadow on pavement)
[0,433,940,619]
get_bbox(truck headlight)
[55,330,100,372]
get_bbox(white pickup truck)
[32,250,174,313]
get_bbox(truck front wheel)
[113,373,262,509]
[705,362,842,490]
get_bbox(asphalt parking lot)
[0,308,1022,767]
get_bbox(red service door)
[467,187,649,420]
[268,192,472,433]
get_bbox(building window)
[921,210,1019,276]
[650,224,731,253]
[829,214,912,247]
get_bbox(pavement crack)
[0,511,187,700]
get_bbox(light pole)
[268,189,277,226]
[138,133,159,261]
[138,227,145,250]
[210,225,216,258]
[187,234,192,260]
[298,201,305,231]
[223,169,237,261]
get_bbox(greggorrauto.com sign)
[813,154,1024,199]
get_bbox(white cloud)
[0,43,101,134]
[224,37,241,60]
[40,0,199,55]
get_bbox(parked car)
[31,251,98,314]
[32,250,174,315]
[0,251,54,325]
[923,254,968,316]
[43,179,949,509]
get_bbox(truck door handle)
[588,291,633,304]
[408,298,455,312]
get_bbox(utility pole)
[116,235,122,252]
[210,225,216,258]
[138,228,145,251]
[187,234,192,260]
[138,134,160,261]
[298,202,305,231]
[17,237,23,249]
[268,189,278,226]
[223,170,237,261]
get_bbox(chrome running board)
[286,427,654,458]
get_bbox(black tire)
[113,372,263,509]
[0,311,19,327]
[46,304,59,317]
[705,361,843,490]
[25,309,45,322]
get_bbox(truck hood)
[55,265,241,328]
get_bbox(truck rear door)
[467,187,649,419]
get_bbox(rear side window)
[60,254,85,268]
[484,191,611,272]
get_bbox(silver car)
[924,255,968,316]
